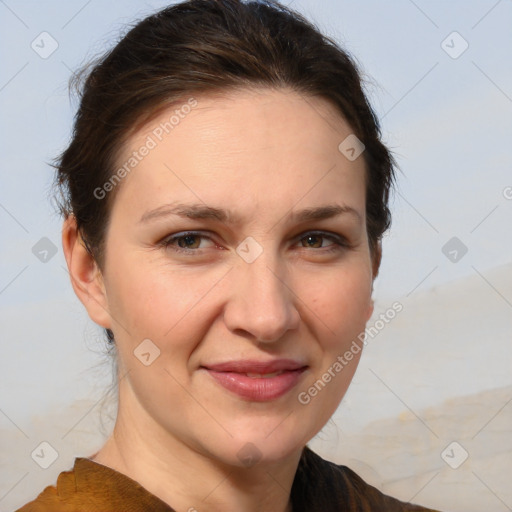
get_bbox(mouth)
[201,359,308,402]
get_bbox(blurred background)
[1,1,511,511]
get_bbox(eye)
[158,230,351,256]
[297,231,350,252]
[159,231,216,255]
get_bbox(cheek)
[108,272,174,338]
[105,258,226,347]
[307,264,373,343]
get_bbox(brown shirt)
[16,446,441,511]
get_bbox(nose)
[223,248,300,343]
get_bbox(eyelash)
[159,231,351,256]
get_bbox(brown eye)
[298,232,347,251]
[176,234,201,249]
[160,231,216,255]
[301,234,326,248]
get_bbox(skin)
[63,86,380,512]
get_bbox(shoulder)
[15,466,80,512]
[14,458,174,512]
[292,446,442,511]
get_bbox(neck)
[91,395,302,512]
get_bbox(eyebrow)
[139,202,362,225]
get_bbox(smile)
[202,359,308,402]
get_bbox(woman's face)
[96,87,375,466]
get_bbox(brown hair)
[55,0,396,342]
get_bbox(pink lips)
[203,359,308,402]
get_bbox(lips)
[202,359,308,402]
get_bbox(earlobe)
[371,241,382,280]
[61,215,112,330]
[367,297,375,322]
[367,241,381,321]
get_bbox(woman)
[17,0,442,510]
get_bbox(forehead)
[111,87,366,219]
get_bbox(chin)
[205,422,312,468]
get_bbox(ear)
[62,215,112,330]
[366,296,375,322]
[366,240,382,321]
[371,240,382,281]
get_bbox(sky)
[0,0,511,450]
